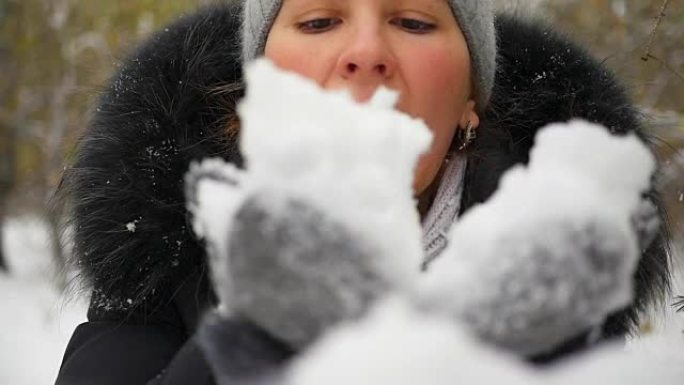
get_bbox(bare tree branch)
[642,0,672,61]
[644,53,684,83]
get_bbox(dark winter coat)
[54,2,671,385]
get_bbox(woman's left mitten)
[416,121,657,357]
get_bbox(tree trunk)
[0,198,7,273]
[41,70,76,290]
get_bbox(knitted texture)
[421,156,467,268]
[241,0,496,107]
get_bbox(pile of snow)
[287,297,684,385]
[626,260,684,362]
[0,216,87,385]
[288,298,535,385]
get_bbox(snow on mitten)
[631,198,660,252]
[416,120,657,357]
[189,59,431,350]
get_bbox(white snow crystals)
[237,59,432,281]
[287,297,684,385]
[125,221,137,233]
[288,298,534,385]
[190,58,432,304]
[187,159,246,312]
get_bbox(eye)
[296,18,342,33]
[391,18,436,34]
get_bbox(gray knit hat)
[241,0,496,108]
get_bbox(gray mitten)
[227,192,390,349]
[631,198,660,252]
[417,121,657,357]
[430,217,638,356]
[186,161,396,350]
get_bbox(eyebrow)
[284,0,343,6]
[395,0,447,11]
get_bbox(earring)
[456,121,477,151]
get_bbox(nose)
[336,27,396,101]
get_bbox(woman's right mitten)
[195,60,431,351]
[226,191,391,349]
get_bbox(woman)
[55,0,671,384]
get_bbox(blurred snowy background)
[1,0,683,383]
[0,217,87,384]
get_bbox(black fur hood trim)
[59,2,670,336]
[60,3,244,315]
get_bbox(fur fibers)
[56,2,670,355]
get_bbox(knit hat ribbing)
[241,0,496,108]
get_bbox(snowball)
[415,120,656,355]
[186,158,247,313]
[188,60,432,316]
[237,59,433,285]
[528,120,654,208]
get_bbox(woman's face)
[265,0,479,194]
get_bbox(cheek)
[265,44,313,77]
[264,36,334,85]
[401,46,470,193]
[403,46,469,125]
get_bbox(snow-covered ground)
[0,222,682,384]
[0,216,87,385]
[626,256,684,359]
